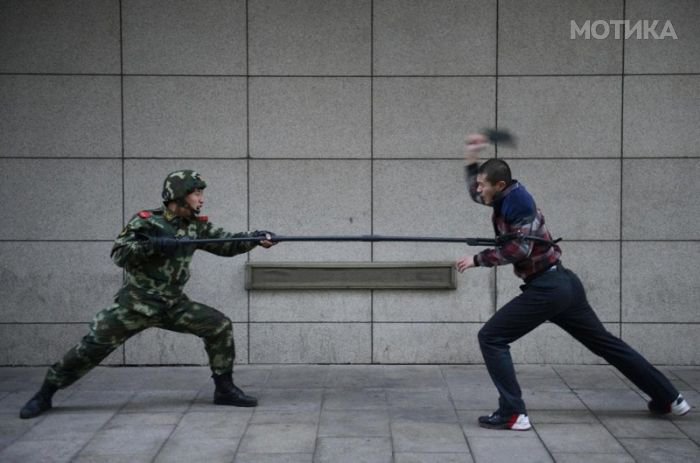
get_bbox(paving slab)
[0,365,697,462]
[395,453,474,463]
[238,422,317,454]
[319,409,390,437]
[468,435,553,463]
[314,437,392,463]
[619,437,700,462]
[391,420,469,453]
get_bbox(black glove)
[147,236,180,256]
[253,230,276,241]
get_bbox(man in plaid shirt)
[457,132,690,430]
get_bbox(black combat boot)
[212,373,258,407]
[19,381,58,419]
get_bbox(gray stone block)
[622,159,700,239]
[372,285,493,323]
[124,159,251,321]
[123,76,246,157]
[265,365,329,388]
[0,439,87,463]
[0,324,122,366]
[251,291,370,322]
[618,438,700,463]
[521,390,588,411]
[0,159,122,240]
[256,389,323,413]
[505,159,620,240]
[498,0,623,75]
[497,242,621,322]
[373,323,483,363]
[122,390,198,414]
[391,420,468,453]
[235,454,314,463]
[76,420,175,460]
[498,77,621,157]
[575,388,658,412]
[535,423,627,454]
[387,388,453,412]
[0,0,119,73]
[373,0,496,75]
[0,76,121,157]
[122,0,246,75]
[623,76,700,157]
[238,423,317,453]
[315,437,392,463]
[598,413,687,438]
[625,0,700,73]
[395,454,474,463]
[323,388,387,411]
[249,323,371,363]
[324,365,387,388]
[249,160,371,262]
[553,365,630,390]
[124,322,248,365]
[622,242,700,322]
[246,409,315,425]
[622,324,700,365]
[510,322,619,364]
[248,0,371,75]
[249,77,370,158]
[0,242,122,323]
[371,245,495,321]
[55,390,134,410]
[19,412,114,442]
[469,436,553,462]
[382,365,447,389]
[373,160,495,237]
[514,365,570,392]
[155,439,239,463]
[550,454,634,463]
[318,409,390,437]
[373,78,495,157]
[74,366,210,391]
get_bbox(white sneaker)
[649,394,691,416]
[478,411,532,430]
[671,395,691,416]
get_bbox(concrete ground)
[0,365,698,463]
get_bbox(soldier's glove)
[147,236,180,256]
[253,230,276,241]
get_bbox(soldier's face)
[184,189,205,214]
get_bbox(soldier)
[20,170,276,419]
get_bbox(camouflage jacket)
[111,207,258,297]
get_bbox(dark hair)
[478,159,512,185]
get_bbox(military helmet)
[162,170,207,203]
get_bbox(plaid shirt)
[466,164,561,281]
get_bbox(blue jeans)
[478,264,679,415]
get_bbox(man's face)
[184,188,205,214]
[476,173,506,206]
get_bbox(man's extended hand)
[456,255,476,273]
[465,133,488,165]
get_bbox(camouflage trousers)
[45,289,234,389]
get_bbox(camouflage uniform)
[45,170,259,389]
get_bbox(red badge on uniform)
[138,211,152,219]
[196,215,209,222]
